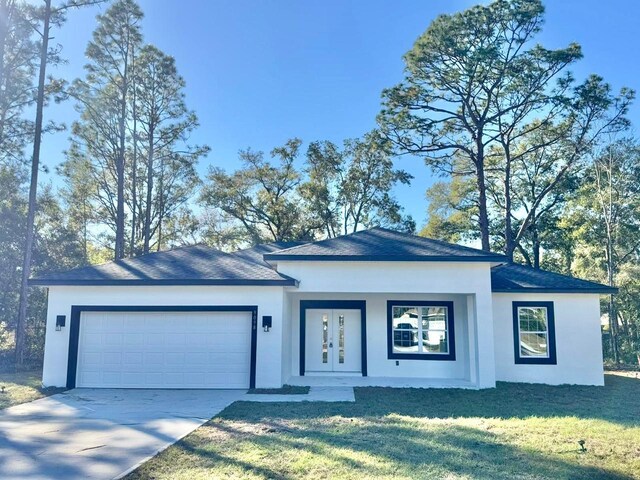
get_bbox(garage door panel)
[103,352,123,365]
[145,333,166,346]
[124,334,145,346]
[103,333,123,346]
[76,310,253,389]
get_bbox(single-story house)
[31,227,615,390]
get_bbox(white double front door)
[305,309,361,374]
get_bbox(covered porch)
[281,290,496,390]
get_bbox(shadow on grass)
[126,374,639,479]
[162,418,631,480]
[230,374,640,426]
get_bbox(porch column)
[469,290,496,388]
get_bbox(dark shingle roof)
[29,244,297,286]
[491,263,616,294]
[263,227,506,262]
[31,229,611,293]
[231,242,307,267]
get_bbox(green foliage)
[421,173,477,243]
[0,0,38,167]
[201,134,413,245]
[301,132,414,237]
[379,0,633,254]
[132,44,208,253]
[61,0,207,257]
[201,139,313,244]
[0,163,84,367]
[0,165,27,362]
[566,139,640,363]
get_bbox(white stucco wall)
[280,288,294,382]
[287,292,472,381]
[276,261,497,388]
[42,285,285,389]
[41,261,605,390]
[492,293,604,386]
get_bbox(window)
[387,301,456,361]
[512,301,557,365]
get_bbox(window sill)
[388,352,456,361]
[515,357,557,365]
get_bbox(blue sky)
[42,0,640,228]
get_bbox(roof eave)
[492,287,618,294]
[263,254,507,262]
[28,278,298,287]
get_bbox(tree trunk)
[531,211,541,269]
[129,46,137,256]
[143,129,154,254]
[157,154,164,251]
[607,238,619,363]
[82,199,88,262]
[504,158,514,261]
[475,140,490,251]
[15,0,51,369]
[114,53,129,260]
[0,0,12,148]
[0,1,8,116]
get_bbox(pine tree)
[69,0,143,259]
[133,44,207,253]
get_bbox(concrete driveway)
[0,388,246,480]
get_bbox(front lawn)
[0,370,65,410]
[127,373,640,480]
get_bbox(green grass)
[126,372,640,480]
[0,370,65,410]
[247,385,310,395]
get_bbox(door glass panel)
[338,315,345,364]
[322,314,329,363]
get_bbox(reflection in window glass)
[518,307,549,357]
[338,315,344,364]
[392,305,449,355]
[322,314,328,363]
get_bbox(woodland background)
[1,0,638,369]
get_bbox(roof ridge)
[368,226,506,256]
[112,243,213,265]
[264,227,505,259]
[261,228,395,255]
[259,239,317,255]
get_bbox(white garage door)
[76,310,253,389]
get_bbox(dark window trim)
[386,300,456,361]
[67,305,259,389]
[512,301,557,365]
[299,300,367,377]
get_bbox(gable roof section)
[263,227,506,262]
[491,263,616,294]
[231,241,307,267]
[29,244,297,286]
